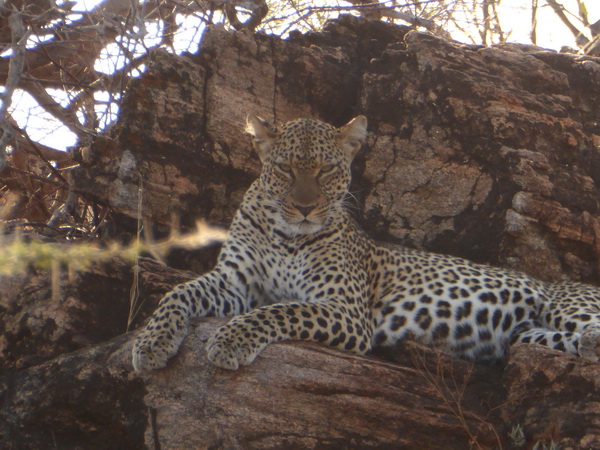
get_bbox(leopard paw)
[579,323,600,362]
[131,325,187,372]
[206,328,264,370]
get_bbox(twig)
[89,205,110,237]
[545,0,589,47]
[408,345,503,449]
[11,131,74,167]
[6,116,69,184]
[2,166,66,187]
[0,7,32,172]
[530,0,538,45]
[23,81,89,139]
[127,172,144,331]
[46,188,78,232]
[21,221,67,235]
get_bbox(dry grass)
[1,190,226,331]
[405,343,503,449]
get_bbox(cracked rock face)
[5,15,600,449]
[358,29,600,283]
[72,15,600,283]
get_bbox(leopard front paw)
[132,325,187,372]
[579,323,600,362]
[206,327,265,370]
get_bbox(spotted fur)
[132,116,600,371]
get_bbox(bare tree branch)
[6,115,71,183]
[225,0,268,32]
[545,0,589,47]
[0,6,31,172]
[12,132,74,167]
[530,0,538,45]
[342,0,446,35]
[23,81,90,139]
[2,165,65,188]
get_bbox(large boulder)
[3,15,600,448]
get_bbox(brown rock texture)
[502,345,600,448]
[0,258,196,371]
[71,15,600,283]
[4,260,600,449]
[3,15,600,449]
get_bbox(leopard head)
[246,115,367,235]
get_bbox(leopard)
[132,115,600,372]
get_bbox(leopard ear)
[337,115,367,161]
[245,115,278,162]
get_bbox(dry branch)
[546,0,589,46]
[0,6,30,171]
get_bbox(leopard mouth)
[291,213,321,226]
[278,203,331,234]
[280,214,323,235]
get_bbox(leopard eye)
[319,164,337,176]
[276,163,293,175]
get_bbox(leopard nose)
[295,204,316,217]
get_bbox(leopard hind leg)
[537,282,600,362]
[511,319,600,362]
[578,323,600,362]
[510,319,579,354]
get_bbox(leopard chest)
[259,245,345,302]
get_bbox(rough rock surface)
[0,258,195,371]
[3,15,600,449]
[71,15,600,283]
[3,265,600,449]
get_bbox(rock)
[4,15,600,448]
[0,258,196,371]
[3,257,599,449]
[71,15,600,284]
[502,345,600,448]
